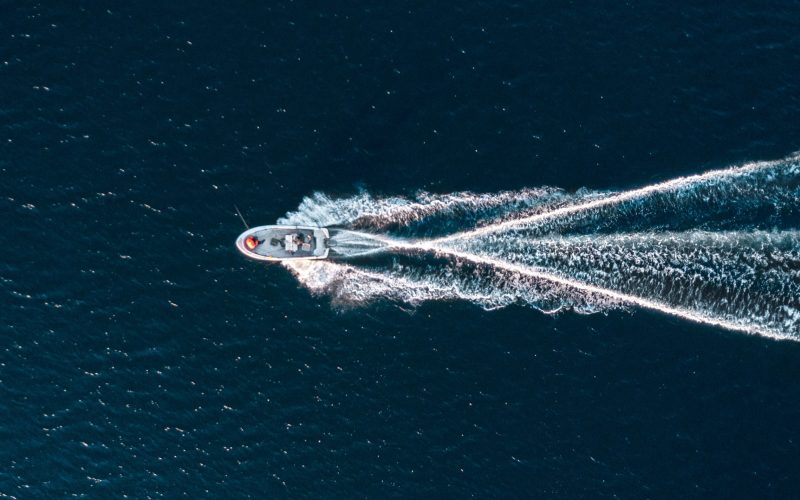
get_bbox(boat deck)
[235,225,331,261]
[249,227,319,259]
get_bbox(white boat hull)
[236,225,330,261]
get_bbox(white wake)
[275,154,800,341]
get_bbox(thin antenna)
[234,204,249,229]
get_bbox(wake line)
[279,154,800,341]
[429,155,799,245]
[326,234,796,340]
[285,259,501,305]
[404,242,793,341]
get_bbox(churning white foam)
[278,154,800,341]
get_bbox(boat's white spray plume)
[278,154,800,341]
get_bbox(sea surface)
[2,2,800,498]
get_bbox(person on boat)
[244,235,259,250]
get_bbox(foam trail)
[278,154,800,341]
[327,229,391,258]
[417,243,789,340]
[279,187,585,235]
[284,259,503,306]
[430,154,800,244]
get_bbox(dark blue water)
[3,2,800,497]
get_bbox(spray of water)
[275,154,800,341]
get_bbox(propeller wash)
[276,155,800,341]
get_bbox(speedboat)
[236,225,330,261]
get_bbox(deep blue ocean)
[3,2,800,497]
